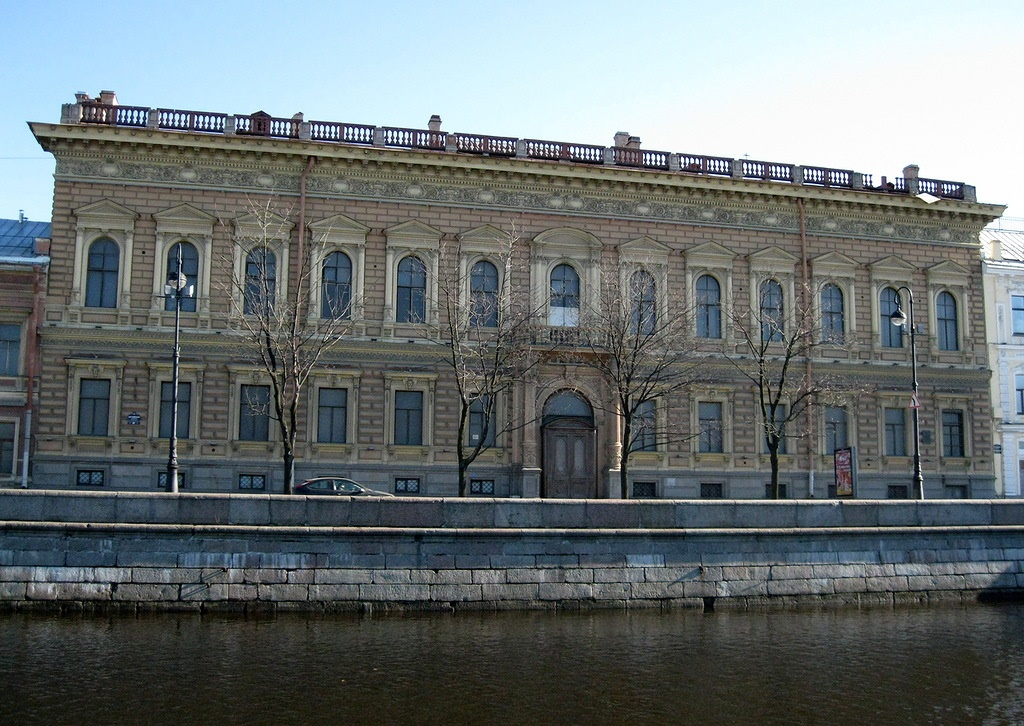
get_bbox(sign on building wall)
[835,446,856,497]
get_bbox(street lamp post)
[890,286,925,500]
[165,244,194,493]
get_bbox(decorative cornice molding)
[51,148,989,247]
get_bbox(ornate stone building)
[28,91,1004,497]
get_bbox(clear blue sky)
[3,0,1022,224]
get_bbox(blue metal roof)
[0,216,50,260]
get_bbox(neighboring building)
[982,219,1024,496]
[28,91,1004,498]
[0,213,50,487]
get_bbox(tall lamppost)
[165,244,194,493]
[890,286,924,500]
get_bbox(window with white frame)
[880,287,904,348]
[394,390,424,446]
[1013,295,1024,335]
[470,260,500,328]
[698,401,724,453]
[549,263,581,327]
[159,381,191,439]
[85,238,120,308]
[760,279,784,343]
[0,324,21,376]
[696,274,722,339]
[164,241,199,313]
[936,291,959,351]
[629,269,657,336]
[942,409,965,458]
[821,284,845,344]
[824,406,848,453]
[321,251,353,319]
[77,379,111,436]
[317,387,348,444]
[469,395,495,447]
[396,255,427,323]
[244,247,276,316]
[630,400,657,452]
[884,407,907,456]
[239,384,271,441]
[0,421,15,476]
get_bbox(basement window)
[76,469,105,487]
[239,474,266,490]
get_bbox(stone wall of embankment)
[2,491,1023,612]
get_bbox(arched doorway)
[541,391,597,498]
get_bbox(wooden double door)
[542,419,597,499]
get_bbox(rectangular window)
[944,484,968,499]
[159,381,191,439]
[942,410,965,457]
[884,408,907,456]
[317,388,348,444]
[630,400,657,452]
[765,405,787,455]
[470,479,495,495]
[76,469,105,487]
[0,421,15,475]
[700,482,723,499]
[632,481,657,498]
[77,379,110,436]
[239,384,270,441]
[394,390,423,446]
[824,406,848,454]
[698,402,724,453]
[1014,296,1024,335]
[1016,375,1024,415]
[765,483,788,499]
[395,477,420,493]
[0,324,20,376]
[469,395,495,448]
[238,474,266,490]
[887,484,909,499]
[156,471,186,489]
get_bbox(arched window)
[470,260,499,328]
[397,255,427,323]
[549,263,580,327]
[85,238,119,308]
[696,274,721,339]
[322,251,352,319]
[821,283,844,343]
[164,242,199,313]
[244,248,276,315]
[630,270,656,336]
[880,287,903,348]
[542,390,593,425]
[760,279,784,342]
[936,291,959,351]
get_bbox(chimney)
[627,135,641,149]
[902,164,920,180]
[428,115,442,132]
[98,90,118,106]
[75,92,91,103]
[613,131,630,148]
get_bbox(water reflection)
[4,604,1024,725]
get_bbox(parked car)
[293,477,394,497]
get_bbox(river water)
[3,603,1024,725]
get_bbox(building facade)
[982,222,1024,496]
[0,214,50,487]
[29,91,1004,498]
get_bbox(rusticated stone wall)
[2,492,1023,612]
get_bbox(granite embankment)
[2,491,1023,612]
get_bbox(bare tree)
[726,277,849,498]
[428,226,543,496]
[224,196,353,493]
[571,258,704,499]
